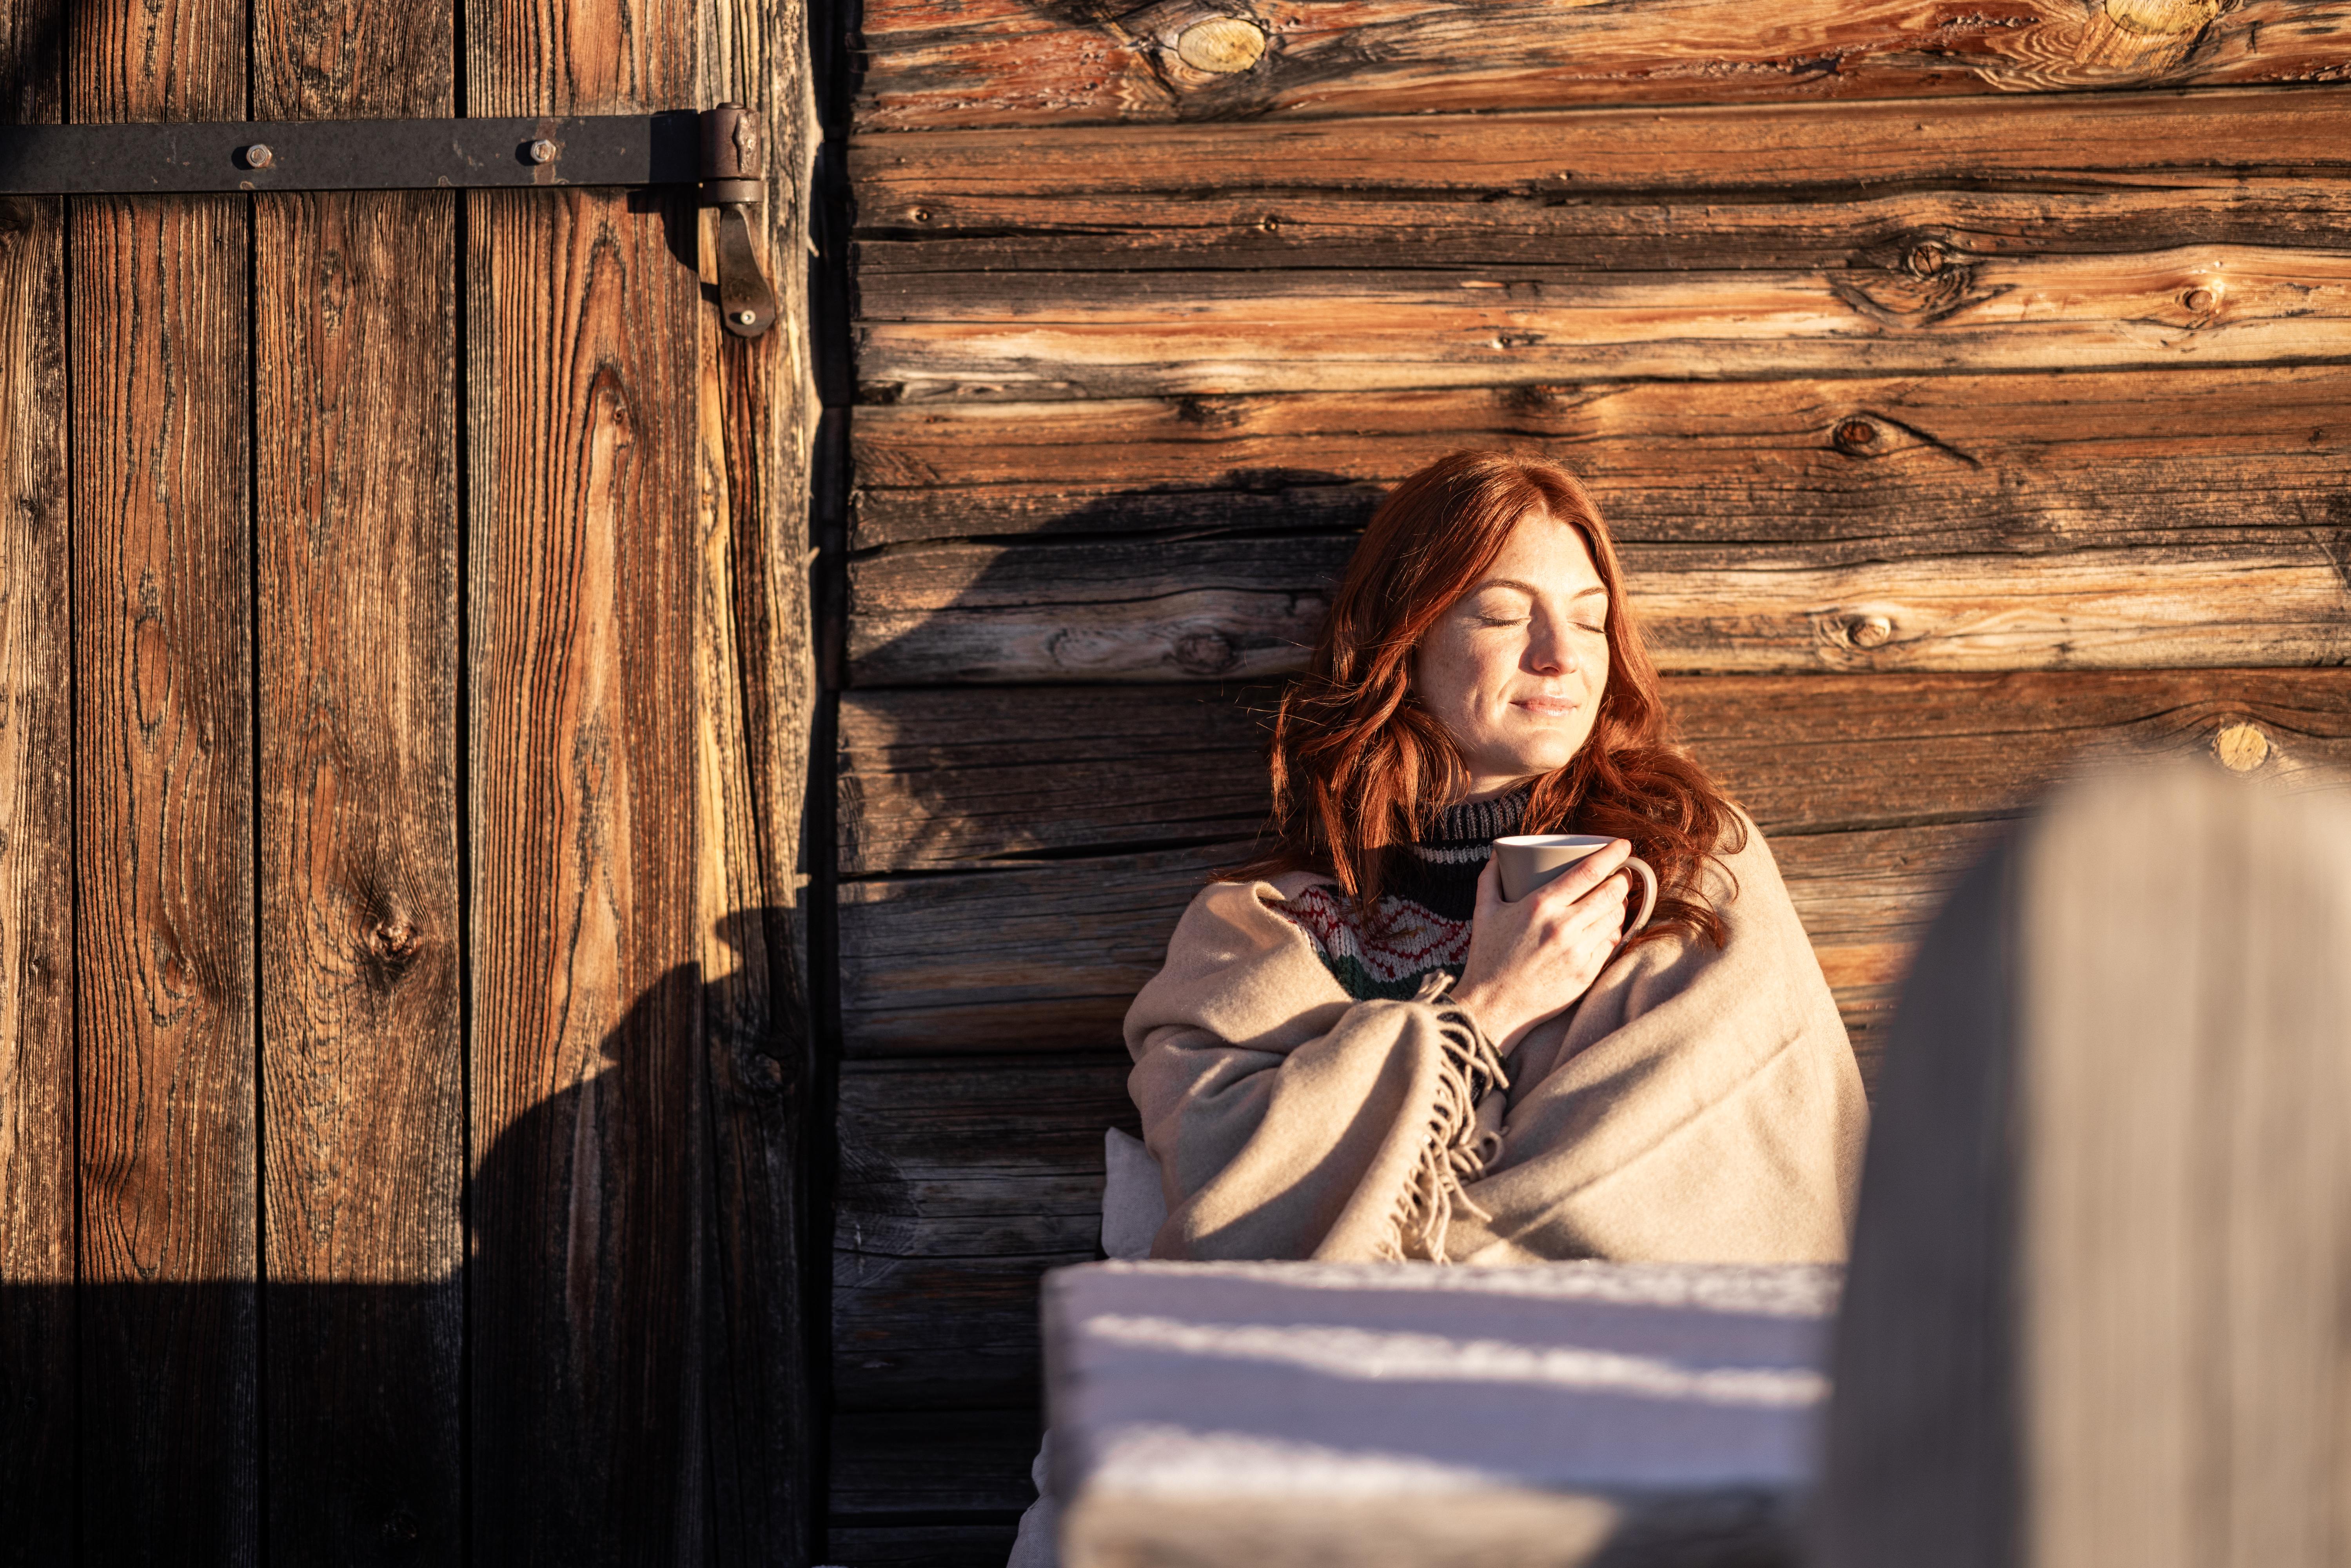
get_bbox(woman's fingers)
[1532,839,1633,910]
[1473,852,1502,917]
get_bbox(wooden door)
[0,0,815,1560]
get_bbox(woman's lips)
[1514,696,1581,716]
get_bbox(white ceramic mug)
[1492,834,1658,935]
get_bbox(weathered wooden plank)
[856,0,2351,131]
[465,0,712,1555]
[839,671,2351,873]
[838,847,1228,1055]
[830,1409,1043,1519]
[852,87,2351,222]
[850,367,2351,547]
[254,187,464,1564]
[857,180,2351,276]
[250,6,463,1559]
[69,4,254,1552]
[856,243,2351,402]
[689,0,822,1546]
[824,1524,1022,1567]
[838,683,1276,873]
[848,529,2351,684]
[0,167,71,1568]
[72,192,258,1563]
[834,1053,1136,1409]
[835,821,1966,1057]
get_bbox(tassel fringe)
[1378,972,1510,1263]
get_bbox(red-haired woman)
[1123,452,1868,1263]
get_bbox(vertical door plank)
[251,7,463,1563]
[0,2,73,1541]
[465,0,711,1557]
[692,0,821,1555]
[68,203,259,1567]
[69,4,255,1558]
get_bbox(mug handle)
[1621,857,1658,936]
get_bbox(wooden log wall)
[824,2,2351,1561]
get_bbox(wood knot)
[368,919,421,962]
[2213,721,2269,772]
[381,1510,421,1545]
[1834,418,1883,454]
[745,1054,788,1093]
[1172,628,1239,675]
[2182,286,2217,313]
[1904,243,1946,278]
[1175,16,1266,73]
[1847,613,1896,649]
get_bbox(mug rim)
[1493,833,1614,848]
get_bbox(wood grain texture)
[689,0,823,1541]
[849,368,2351,547]
[254,189,463,1565]
[855,243,2351,402]
[465,178,710,1566]
[71,191,258,1565]
[833,1053,1138,1409]
[850,86,2351,227]
[855,0,2351,131]
[848,530,2351,685]
[249,4,463,1560]
[0,185,72,1564]
[1823,768,2351,1568]
[833,826,1960,1058]
[824,1524,1022,1567]
[830,1408,1044,1518]
[839,671,2351,872]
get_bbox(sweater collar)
[1421,784,1532,851]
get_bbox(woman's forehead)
[1476,512,1603,592]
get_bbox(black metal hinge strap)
[0,105,781,339]
[0,114,703,194]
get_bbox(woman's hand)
[1449,841,1635,1052]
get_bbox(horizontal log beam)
[838,671,2351,872]
[851,87,2351,205]
[833,1053,1137,1409]
[850,366,2351,545]
[855,0,2351,132]
[855,244,2351,401]
[848,532,2351,683]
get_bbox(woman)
[1125,451,1868,1264]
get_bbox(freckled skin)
[1412,512,1609,802]
[1414,512,1634,1050]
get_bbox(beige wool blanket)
[1124,822,1868,1263]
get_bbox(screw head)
[733,310,757,326]
[242,143,273,169]
[527,138,557,164]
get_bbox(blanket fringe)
[1379,973,1511,1263]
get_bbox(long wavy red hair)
[1233,450,1743,950]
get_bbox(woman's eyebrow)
[1469,577,1608,601]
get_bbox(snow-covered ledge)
[1042,1260,1839,1568]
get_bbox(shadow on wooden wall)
[0,907,800,1564]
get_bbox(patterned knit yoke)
[1276,786,1531,1001]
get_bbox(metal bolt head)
[242,143,273,169]
[733,310,757,326]
[527,138,557,165]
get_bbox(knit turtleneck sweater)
[1276,786,1531,1001]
